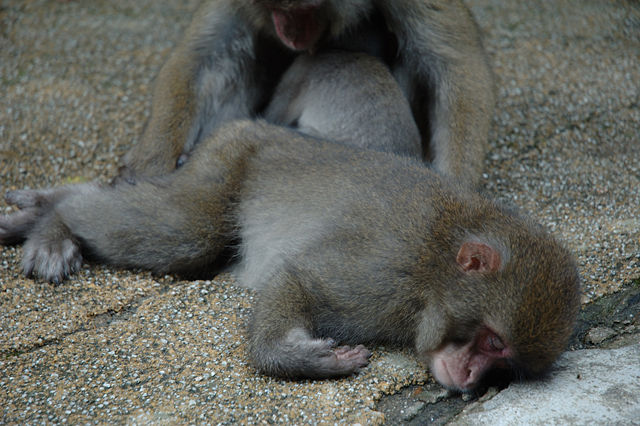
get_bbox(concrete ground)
[1,0,638,423]
[452,344,640,425]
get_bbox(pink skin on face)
[429,327,512,391]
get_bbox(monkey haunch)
[0,121,580,391]
[121,0,494,186]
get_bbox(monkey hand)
[329,344,372,375]
[290,339,372,378]
[251,329,372,379]
[1,187,83,284]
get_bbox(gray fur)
[121,0,494,186]
[263,51,421,157]
[0,121,580,383]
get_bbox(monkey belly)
[231,197,334,289]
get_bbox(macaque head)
[418,233,581,392]
[251,0,372,51]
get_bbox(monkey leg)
[1,180,229,283]
[1,185,95,283]
[120,2,259,180]
[248,270,372,379]
[1,125,257,283]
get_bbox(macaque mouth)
[271,6,323,51]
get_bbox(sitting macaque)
[119,0,495,186]
[1,119,580,390]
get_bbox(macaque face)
[423,240,516,391]
[423,238,580,391]
[428,326,513,391]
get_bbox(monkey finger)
[333,345,353,356]
[329,345,371,374]
[334,345,372,360]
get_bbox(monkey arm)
[248,269,372,379]
[121,0,262,179]
[383,0,495,186]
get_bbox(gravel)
[1,0,638,423]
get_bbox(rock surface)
[1,0,639,424]
[452,344,640,425]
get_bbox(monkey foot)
[1,189,60,245]
[0,208,34,245]
[22,236,83,285]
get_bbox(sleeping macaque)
[119,0,494,186]
[263,51,421,156]
[1,121,580,390]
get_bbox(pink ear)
[456,241,502,273]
